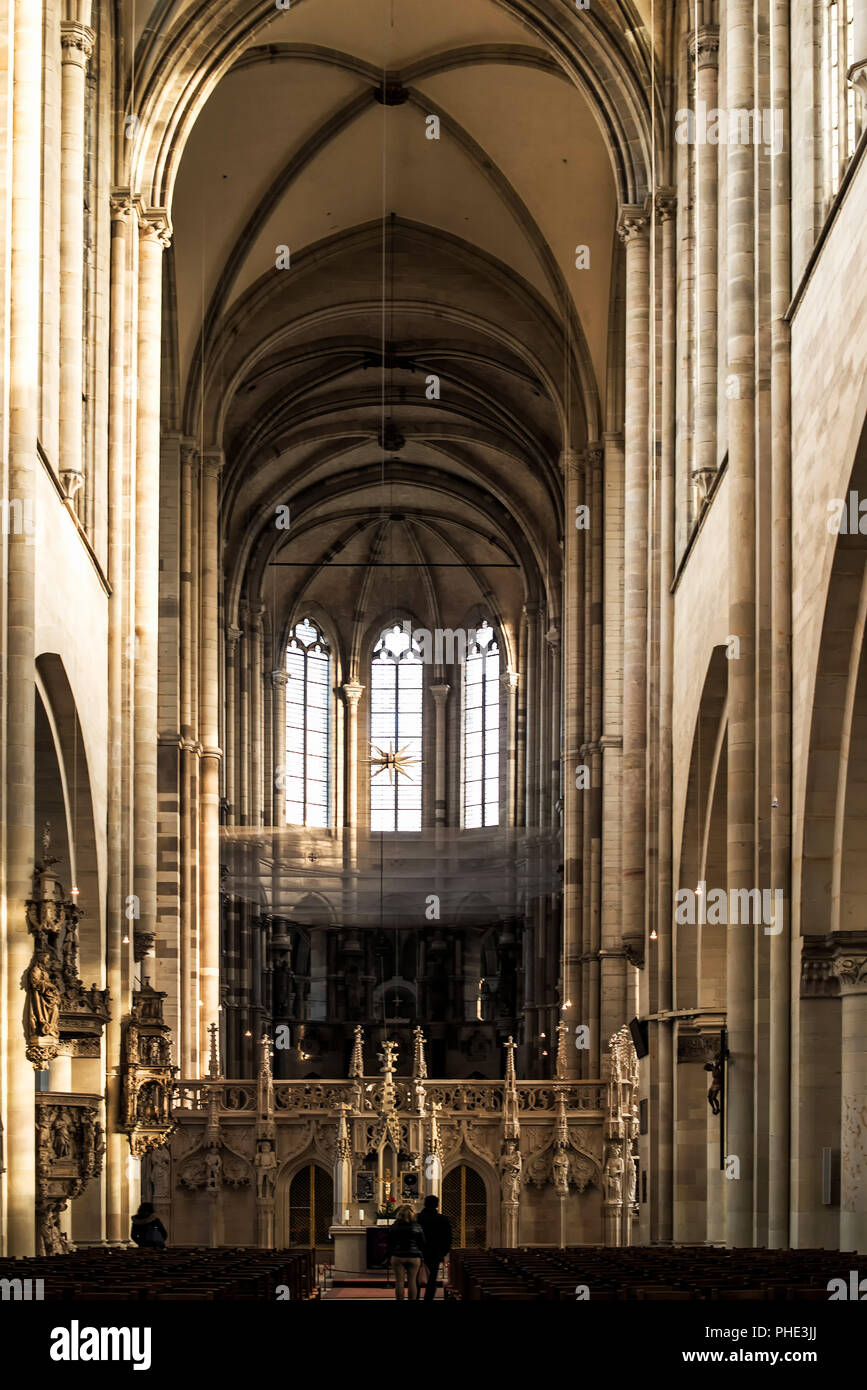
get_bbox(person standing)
[416,1194,452,1301]
[385,1204,425,1300]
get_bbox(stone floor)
[321,1270,444,1301]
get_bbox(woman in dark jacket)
[385,1204,425,1300]
[130,1202,167,1249]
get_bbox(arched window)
[370,624,423,831]
[463,620,500,828]
[823,1,863,201]
[285,617,331,827]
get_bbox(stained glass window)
[463,621,500,828]
[370,624,423,832]
[285,618,330,827]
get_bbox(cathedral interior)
[1,0,867,1309]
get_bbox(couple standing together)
[385,1194,452,1301]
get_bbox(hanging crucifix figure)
[704,1027,729,1170]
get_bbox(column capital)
[227,625,243,649]
[60,20,95,65]
[270,670,289,689]
[110,189,134,224]
[800,932,867,997]
[558,447,584,480]
[500,667,519,691]
[200,449,224,481]
[688,25,720,68]
[138,205,173,250]
[430,683,450,706]
[655,187,678,223]
[341,681,364,708]
[583,441,604,471]
[180,437,199,466]
[832,951,867,997]
[616,203,651,245]
[545,624,561,650]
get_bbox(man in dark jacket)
[416,1195,452,1300]
[130,1202,168,1249]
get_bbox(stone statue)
[255,1140,277,1200]
[552,1147,570,1198]
[53,1109,74,1159]
[499,1140,522,1205]
[150,1145,171,1200]
[27,950,61,1039]
[205,1149,222,1193]
[626,1147,637,1208]
[603,1142,623,1204]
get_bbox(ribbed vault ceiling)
[143,0,636,638]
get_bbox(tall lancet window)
[285,617,331,827]
[370,624,423,831]
[463,620,500,828]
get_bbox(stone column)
[134,207,171,976]
[179,440,200,1077]
[768,0,792,1251]
[225,627,241,818]
[106,190,132,1242]
[560,448,585,1075]
[655,189,677,1243]
[502,668,519,827]
[239,608,250,827]
[4,0,43,1256]
[430,684,450,827]
[546,625,561,831]
[689,26,720,503]
[725,0,757,1248]
[250,604,264,828]
[58,10,94,501]
[833,946,867,1253]
[600,433,626,1049]
[199,450,224,1062]
[271,670,289,826]
[618,204,651,964]
[586,445,604,1076]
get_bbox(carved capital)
[341,681,364,708]
[138,208,172,250]
[558,447,583,481]
[429,683,450,707]
[200,449,224,482]
[832,952,867,996]
[616,204,651,246]
[688,25,720,68]
[655,187,677,223]
[60,21,95,64]
[271,669,289,689]
[583,441,604,472]
[800,932,867,997]
[180,438,198,467]
[110,189,133,225]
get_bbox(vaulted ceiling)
[129,0,650,642]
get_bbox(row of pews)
[446,1245,855,1301]
[0,1246,316,1300]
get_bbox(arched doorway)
[287,1164,333,1248]
[443,1164,487,1248]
